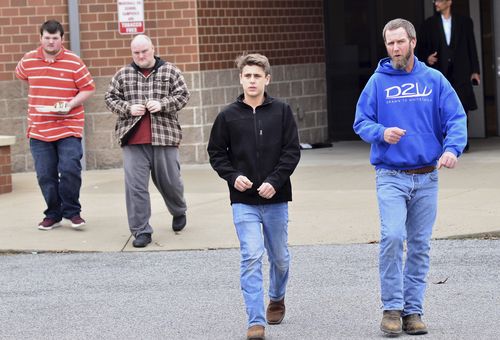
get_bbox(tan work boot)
[403,314,428,335]
[246,325,265,340]
[266,298,285,324]
[380,310,402,336]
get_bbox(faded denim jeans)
[376,168,438,316]
[232,202,290,327]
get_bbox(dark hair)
[40,20,64,38]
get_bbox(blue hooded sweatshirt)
[353,56,467,170]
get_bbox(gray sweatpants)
[122,144,187,236]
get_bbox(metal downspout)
[68,0,86,169]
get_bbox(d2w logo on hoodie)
[385,83,432,101]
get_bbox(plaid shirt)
[104,57,190,146]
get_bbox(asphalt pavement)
[0,240,499,339]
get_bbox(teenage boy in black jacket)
[207,53,300,340]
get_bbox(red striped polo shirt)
[15,46,94,142]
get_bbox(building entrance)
[324,0,500,140]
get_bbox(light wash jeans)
[232,202,290,327]
[375,168,438,316]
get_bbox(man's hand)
[258,182,276,199]
[471,73,480,86]
[384,127,406,144]
[54,101,70,113]
[130,104,146,116]
[427,51,438,66]
[145,100,161,113]
[437,151,458,169]
[234,175,253,192]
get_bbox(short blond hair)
[382,18,416,43]
[235,53,271,75]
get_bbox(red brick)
[99,49,115,58]
[97,13,114,21]
[0,164,12,175]
[0,146,10,156]
[2,7,19,16]
[0,184,13,194]
[35,6,53,15]
[88,4,105,12]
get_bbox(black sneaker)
[132,233,152,248]
[172,214,186,232]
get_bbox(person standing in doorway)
[105,35,190,248]
[354,18,467,336]
[15,20,95,231]
[417,0,480,152]
[208,53,300,340]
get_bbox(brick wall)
[0,0,326,172]
[197,0,324,70]
[0,143,13,194]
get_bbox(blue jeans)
[30,137,83,220]
[376,168,438,316]
[232,202,290,327]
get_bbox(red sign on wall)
[117,0,145,35]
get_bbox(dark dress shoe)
[132,233,152,248]
[266,298,285,324]
[172,214,186,232]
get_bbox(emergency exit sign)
[117,0,145,34]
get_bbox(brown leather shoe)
[246,325,265,340]
[266,298,285,324]
[380,310,402,336]
[403,314,428,335]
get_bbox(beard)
[391,48,412,70]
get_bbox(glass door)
[324,0,424,140]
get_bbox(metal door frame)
[493,0,500,135]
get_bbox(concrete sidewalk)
[1,138,499,253]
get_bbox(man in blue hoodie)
[353,19,466,336]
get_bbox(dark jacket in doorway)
[207,93,301,205]
[416,13,480,111]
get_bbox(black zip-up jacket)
[207,93,300,205]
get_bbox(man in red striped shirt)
[15,20,95,230]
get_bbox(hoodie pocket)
[382,132,441,167]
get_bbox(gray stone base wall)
[0,63,326,172]
[185,62,328,163]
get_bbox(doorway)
[324,0,424,140]
[480,0,499,136]
[324,0,500,140]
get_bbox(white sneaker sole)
[38,222,61,231]
[70,221,86,229]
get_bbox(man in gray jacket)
[105,35,190,248]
